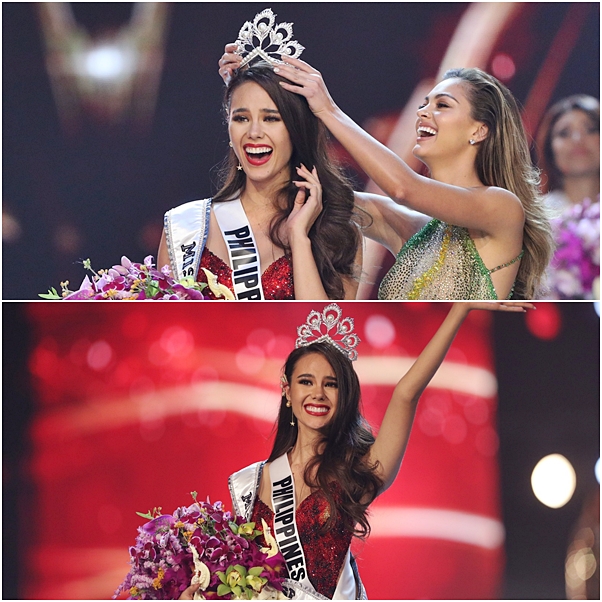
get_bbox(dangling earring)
[286,401,295,427]
[229,141,242,169]
[282,375,295,426]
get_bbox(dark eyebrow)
[231,107,281,115]
[296,373,337,381]
[423,93,459,104]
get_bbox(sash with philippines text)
[213,199,265,300]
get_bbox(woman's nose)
[247,119,264,139]
[417,106,430,118]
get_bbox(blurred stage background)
[2,2,600,299]
[2,301,600,599]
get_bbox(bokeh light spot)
[464,398,489,425]
[86,340,113,371]
[85,45,126,79]
[491,53,516,80]
[236,346,265,374]
[160,327,194,357]
[531,454,576,508]
[525,303,561,340]
[364,314,396,349]
[442,415,467,444]
[595,458,600,484]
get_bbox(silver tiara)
[235,8,305,69]
[295,304,360,361]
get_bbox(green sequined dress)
[378,219,523,300]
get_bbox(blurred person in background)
[537,95,600,299]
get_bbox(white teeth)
[306,405,329,414]
[417,126,437,136]
[245,146,272,154]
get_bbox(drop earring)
[285,399,295,427]
[229,141,242,169]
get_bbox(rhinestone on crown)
[295,304,360,361]
[235,8,305,68]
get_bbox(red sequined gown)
[251,483,353,599]
[197,248,294,300]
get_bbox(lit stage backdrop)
[25,302,504,599]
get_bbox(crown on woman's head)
[296,304,360,361]
[235,8,305,68]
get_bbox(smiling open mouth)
[244,145,273,165]
[304,404,330,416]
[417,126,437,138]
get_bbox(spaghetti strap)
[488,249,524,274]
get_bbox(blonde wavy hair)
[443,68,554,299]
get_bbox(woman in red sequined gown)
[180,301,533,600]
[157,62,362,300]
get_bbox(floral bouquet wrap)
[549,197,600,299]
[114,496,287,600]
[40,256,234,300]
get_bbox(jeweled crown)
[295,304,360,361]
[235,8,305,68]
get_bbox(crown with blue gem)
[235,8,305,68]
[295,304,360,362]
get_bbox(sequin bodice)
[378,219,522,300]
[251,485,353,599]
[198,247,294,300]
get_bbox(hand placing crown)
[235,8,305,68]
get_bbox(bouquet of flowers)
[39,256,234,300]
[548,197,600,300]
[114,495,288,600]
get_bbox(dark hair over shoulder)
[442,67,554,299]
[268,342,383,538]
[213,62,361,300]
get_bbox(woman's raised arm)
[369,302,534,493]
[275,58,524,237]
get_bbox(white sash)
[228,460,364,600]
[213,199,265,300]
[270,454,313,591]
[163,199,211,280]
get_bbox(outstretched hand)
[274,56,337,117]
[285,164,323,244]
[455,301,536,316]
[218,43,242,85]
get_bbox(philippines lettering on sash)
[271,474,307,581]
[224,225,262,300]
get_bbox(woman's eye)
[326,381,338,388]
[418,103,427,110]
[299,379,312,386]
[264,116,281,122]
[437,102,449,109]
[231,115,248,122]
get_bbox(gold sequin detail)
[378,219,521,300]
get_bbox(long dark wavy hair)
[267,342,383,538]
[442,68,554,299]
[213,62,360,300]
